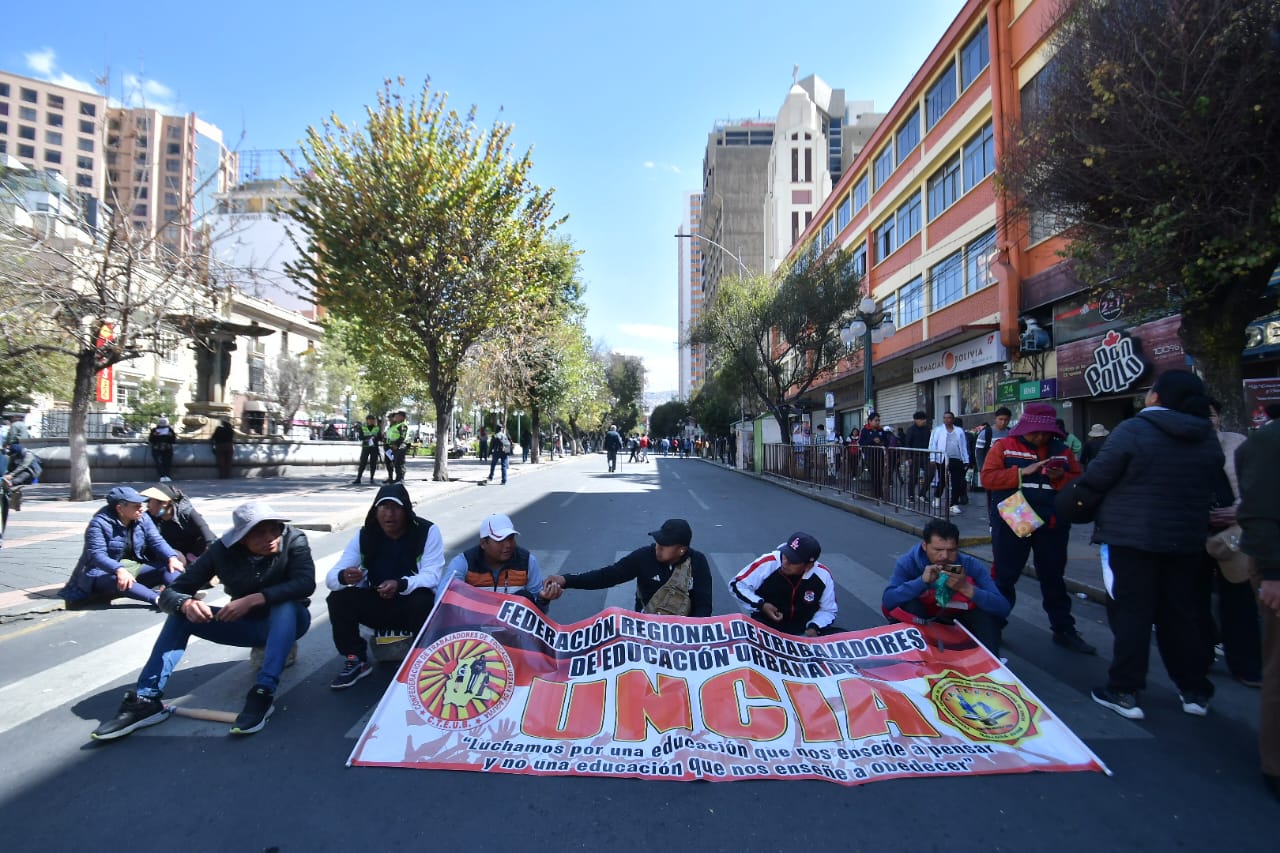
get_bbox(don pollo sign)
[349,582,1107,785]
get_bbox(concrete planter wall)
[19,439,363,484]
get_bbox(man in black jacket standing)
[91,501,316,739]
[903,411,932,503]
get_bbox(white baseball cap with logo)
[480,513,519,541]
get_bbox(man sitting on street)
[326,483,445,689]
[731,532,838,637]
[882,518,1011,654]
[543,518,712,617]
[90,501,315,739]
[449,513,556,611]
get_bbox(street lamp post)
[840,296,896,418]
[470,405,480,438]
[513,409,525,457]
[674,233,749,276]
[343,385,353,436]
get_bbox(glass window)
[962,122,995,190]
[0,102,7,116]
[76,173,92,188]
[0,121,6,134]
[881,292,898,328]
[46,112,63,127]
[964,228,997,293]
[837,194,851,231]
[961,21,991,90]
[925,63,958,130]
[166,158,179,171]
[852,175,869,212]
[17,144,35,159]
[107,134,119,147]
[927,153,962,220]
[44,149,61,164]
[76,156,92,169]
[48,94,64,109]
[821,217,835,249]
[20,88,37,103]
[166,142,180,155]
[78,138,94,152]
[958,370,996,416]
[164,192,178,206]
[873,145,894,189]
[930,251,964,310]
[79,119,94,134]
[45,130,62,145]
[137,135,148,148]
[80,102,96,117]
[133,203,147,217]
[874,216,896,262]
[896,192,922,243]
[852,242,867,277]
[18,125,35,140]
[0,82,9,97]
[895,108,920,165]
[900,276,924,325]
[19,106,36,121]
[168,125,181,139]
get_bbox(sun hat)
[1087,424,1110,438]
[222,501,290,546]
[1008,403,1065,439]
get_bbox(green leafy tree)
[648,400,690,441]
[0,317,75,414]
[603,352,645,434]
[688,245,863,443]
[689,370,743,440]
[1001,0,1280,428]
[123,379,176,432]
[286,79,559,480]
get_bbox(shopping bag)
[997,470,1044,538]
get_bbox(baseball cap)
[648,518,693,547]
[480,513,519,541]
[375,495,404,507]
[779,531,821,564]
[106,485,146,505]
[222,501,290,546]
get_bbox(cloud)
[23,48,98,94]
[618,323,677,343]
[641,161,682,174]
[122,73,180,113]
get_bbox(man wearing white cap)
[90,500,315,740]
[447,513,556,611]
[325,483,445,689]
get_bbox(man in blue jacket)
[882,518,1010,654]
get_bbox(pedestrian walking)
[148,416,176,483]
[488,426,511,484]
[212,418,235,479]
[927,411,969,513]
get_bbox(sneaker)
[1091,686,1144,720]
[249,642,298,670]
[230,686,275,735]
[91,691,172,740]
[1053,630,1098,655]
[1179,692,1211,716]
[160,476,171,483]
[330,655,372,690]
[949,505,962,515]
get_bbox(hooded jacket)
[1079,407,1225,553]
[61,502,180,599]
[324,482,444,594]
[160,522,316,615]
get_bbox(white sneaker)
[159,476,171,483]
[950,505,962,514]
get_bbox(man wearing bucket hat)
[542,519,713,616]
[90,500,315,739]
[59,486,184,607]
[325,483,445,689]
[731,532,838,636]
[980,402,1095,655]
[1080,424,1110,469]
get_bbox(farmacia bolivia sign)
[349,581,1108,785]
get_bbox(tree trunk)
[431,395,452,482]
[1182,302,1255,434]
[529,404,541,464]
[68,349,97,501]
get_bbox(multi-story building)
[677,192,704,398]
[0,72,108,205]
[699,118,774,308]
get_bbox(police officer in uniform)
[384,411,409,483]
[352,414,383,485]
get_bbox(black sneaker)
[1053,630,1097,655]
[330,655,372,690]
[230,686,274,735]
[91,691,172,740]
[1091,686,1144,720]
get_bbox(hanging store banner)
[349,581,1109,785]
[1056,314,1186,399]
[912,333,1007,383]
[1244,378,1280,428]
[94,323,115,404]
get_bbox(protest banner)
[349,581,1109,785]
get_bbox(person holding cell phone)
[882,518,1011,654]
[980,402,1094,655]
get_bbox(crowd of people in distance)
[36,374,1280,803]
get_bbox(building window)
[166,158,179,171]
[168,125,181,139]
[873,145,894,190]
[852,175,869,212]
[881,292,898,328]
[46,112,63,127]
[964,228,997,293]
[899,276,924,325]
[20,87,37,104]
[803,147,812,183]
[133,203,148,217]
[791,211,801,246]
[0,102,7,116]
[18,125,35,140]
[76,173,92,188]
[136,135,148,148]
[76,155,92,170]
[44,149,61,164]
[134,186,148,199]
[249,357,266,393]
[790,148,799,182]
[48,94,64,109]
[0,121,6,135]
[962,122,995,189]
[821,217,835,249]
[45,130,62,145]
[80,102,96,117]
[874,216,896,262]
[19,106,36,122]
[166,142,180,155]
[927,153,962,220]
[0,82,9,97]
[17,144,34,159]
[958,370,996,416]
[78,137,94,152]
[836,194,852,231]
[896,191,922,244]
[930,251,964,311]
[79,119,94,134]
[852,242,867,277]
[895,108,920,165]
[164,192,178,206]
[926,63,958,130]
[961,20,991,90]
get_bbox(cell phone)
[942,564,964,575]
[1043,456,1067,471]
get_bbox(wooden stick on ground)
[166,705,238,724]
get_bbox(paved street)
[0,453,1269,851]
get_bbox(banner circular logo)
[927,671,1039,744]
[407,631,515,730]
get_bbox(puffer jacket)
[1078,408,1224,553]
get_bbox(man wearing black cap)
[542,518,713,616]
[90,500,316,739]
[325,483,444,689]
[731,532,838,636]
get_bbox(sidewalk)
[0,453,552,621]
[714,459,1108,603]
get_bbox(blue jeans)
[136,600,310,698]
[488,454,509,483]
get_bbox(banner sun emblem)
[407,631,516,730]
[926,670,1041,744]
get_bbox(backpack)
[500,433,513,454]
[643,557,694,616]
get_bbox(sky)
[6,0,962,395]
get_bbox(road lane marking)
[687,489,710,511]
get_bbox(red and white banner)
[349,581,1109,785]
